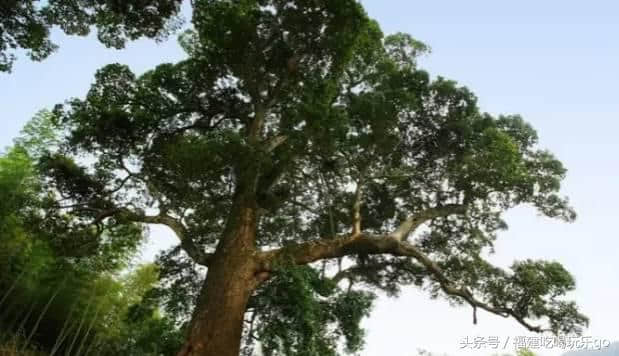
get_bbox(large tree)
[40,1,587,355]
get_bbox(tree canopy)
[0,0,182,72]
[11,1,588,355]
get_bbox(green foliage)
[15,0,588,354]
[13,110,60,160]
[0,0,183,72]
[0,138,181,354]
[0,146,45,278]
[252,264,374,356]
[101,264,184,356]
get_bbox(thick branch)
[93,208,213,266]
[259,201,550,333]
[128,211,213,266]
[330,260,394,285]
[264,135,288,153]
[262,204,467,266]
[389,204,467,241]
[262,233,545,332]
[248,107,265,144]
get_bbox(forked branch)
[259,203,549,333]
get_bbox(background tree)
[0,112,182,355]
[0,0,183,72]
[39,1,587,355]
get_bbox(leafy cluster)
[0,0,182,72]
[248,264,374,356]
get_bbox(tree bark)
[176,195,262,356]
[176,256,257,356]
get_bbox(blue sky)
[1,1,618,355]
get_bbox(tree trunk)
[176,262,256,356]
[176,196,262,356]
